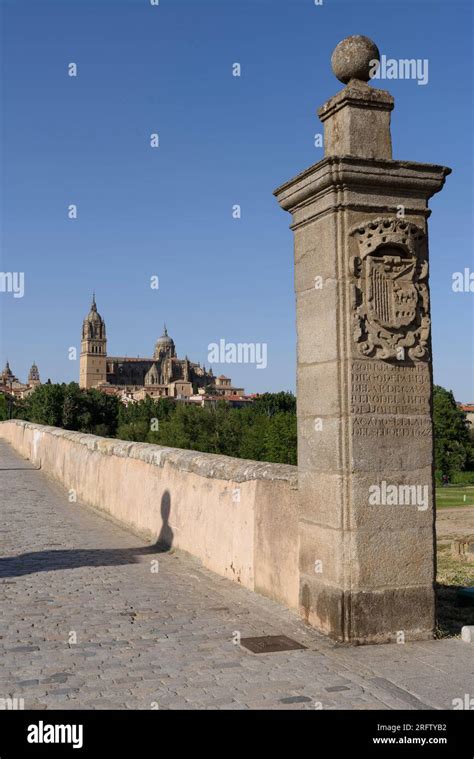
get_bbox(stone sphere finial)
[331,35,380,84]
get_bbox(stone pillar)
[274,36,451,644]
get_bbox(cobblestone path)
[0,440,472,710]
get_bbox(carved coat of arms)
[349,218,430,361]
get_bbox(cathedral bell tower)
[80,294,107,389]
[28,362,41,387]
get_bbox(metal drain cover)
[240,635,307,654]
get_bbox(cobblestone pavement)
[0,440,472,711]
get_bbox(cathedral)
[0,360,41,399]
[79,295,241,399]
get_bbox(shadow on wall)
[0,490,174,579]
[156,489,173,551]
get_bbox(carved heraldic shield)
[349,218,429,361]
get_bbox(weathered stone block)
[296,283,339,365]
[349,468,434,530]
[349,526,435,589]
[298,415,343,474]
[298,521,346,586]
[297,362,341,418]
[298,470,344,529]
[350,416,433,472]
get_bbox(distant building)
[188,393,252,409]
[79,295,247,402]
[213,375,244,397]
[0,361,17,387]
[0,360,41,399]
[459,403,474,441]
[28,362,41,388]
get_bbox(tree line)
[3,384,297,465]
[1,382,472,477]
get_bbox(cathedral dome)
[82,294,106,339]
[86,294,103,322]
[154,325,175,356]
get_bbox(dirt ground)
[435,506,474,637]
[436,505,474,541]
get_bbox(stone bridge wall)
[0,420,299,610]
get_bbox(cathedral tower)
[80,294,107,389]
[28,362,41,387]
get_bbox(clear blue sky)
[0,0,473,400]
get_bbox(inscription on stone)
[352,416,432,438]
[351,360,430,415]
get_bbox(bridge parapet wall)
[0,420,299,610]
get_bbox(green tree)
[0,393,9,421]
[264,412,297,465]
[62,383,87,429]
[19,383,119,436]
[21,384,65,426]
[238,411,268,461]
[252,391,296,417]
[433,385,472,478]
[116,420,151,442]
[82,389,119,436]
[16,386,300,466]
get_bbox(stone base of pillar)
[300,579,435,645]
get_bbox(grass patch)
[435,486,474,509]
[436,543,474,637]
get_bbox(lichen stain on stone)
[301,583,311,623]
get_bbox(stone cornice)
[273,156,451,214]
[318,80,394,121]
[288,203,433,232]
